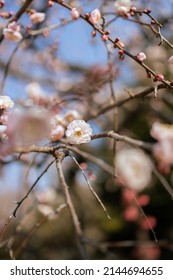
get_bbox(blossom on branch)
[89,9,103,28]
[136,52,146,61]
[0,95,14,109]
[70,8,80,20]
[65,120,93,144]
[30,12,46,24]
[114,0,132,16]
[3,21,23,42]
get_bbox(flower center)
[74,127,82,137]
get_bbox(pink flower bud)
[155,73,164,81]
[102,34,108,41]
[70,8,80,20]
[136,52,146,61]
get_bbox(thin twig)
[12,158,55,217]
[71,155,111,220]
[14,203,66,258]
[55,150,88,259]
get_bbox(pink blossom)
[155,73,164,81]
[137,194,150,206]
[70,8,80,20]
[122,188,136,204]
[123,206,139,221]
[136,52,146,61]
[89,9,103,28]
[3,21,23,42]
[49,125,65,142]
[140,216,157,230]
[30,12,46,24]
[133,245,160,260]
[114,0,132,15]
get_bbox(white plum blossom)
[0,95,14,109]
[65,120,93,144]
[3,21,23,42]
[30,12,46,24]
[114,0,132,15]
[70,8,80,20]
[89,9,103,28]
[116,148,152,191]
[150,122,173,141]
[150,122,173,166]
[136,52,146,61]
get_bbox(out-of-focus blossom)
[49,125,65,142]
[123,205,139,221]
[64,110,81,125]
[151,122,173,141]
[66,120,93,144]
[70,8,80,20]
[133,245,160,260]
[35,189,58,204]
[153,140,173,166]
[116,148,152,191]
[137,194,150,206]
[37,204,56,220]
[89,9,103,28]
[3,21,23,42]
[30,12,46,23]
[140,215,157,230]
[150,122,173,167]
[114,0,132,16]
[25,82,49,105]
[7,108,51,146]
[0,95,14,109]
[136,52,146,61]
[168,55,173,64]
[0,124,7,139]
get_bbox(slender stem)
[55,150,88,259]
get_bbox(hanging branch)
[54,150,88,259]
[71,155,111,220]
